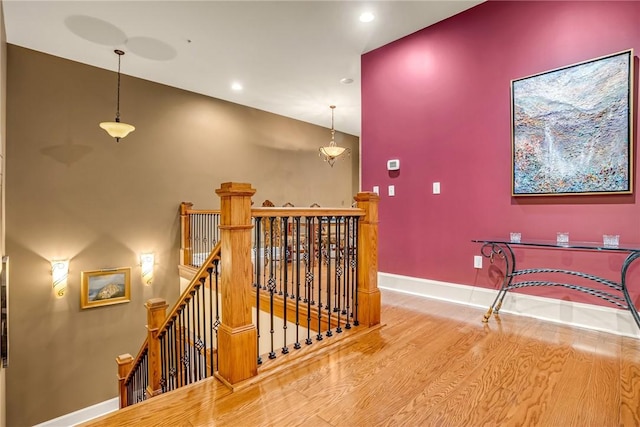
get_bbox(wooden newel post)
[355,192,381,327]
[180,202,194,265]
[146,298,168,398]
[215,182,258,386]
[116,353,134,408]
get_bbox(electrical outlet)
[388,185,395,196]
[474,256,483,269]
[373,186,379,195]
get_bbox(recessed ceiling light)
[340,78,354,85]
[359,12,375,23]
[231,82,243,91]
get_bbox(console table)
[472,239,640,331]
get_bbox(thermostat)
[387,159,400,171]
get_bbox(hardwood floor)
[84,289,640,426]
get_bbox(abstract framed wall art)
[81,267,131,309]
[511,49,633,196]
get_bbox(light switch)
[388,185,395,196]
[474,256,483,269]
[373,186,379,195]
[433,182,441,194]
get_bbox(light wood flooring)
[84,289,640,426]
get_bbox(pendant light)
[99,49,135,142]
[319,105,350,167]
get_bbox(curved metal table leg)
[621,251,640,330]
[480,242,516,323]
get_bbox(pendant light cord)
[330,105,336,146]
[115,49,124,123]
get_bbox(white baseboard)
[378,272,640,339]
[33,397,119,427]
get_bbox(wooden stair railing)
[117,182,380,407]
[116,242,222,407]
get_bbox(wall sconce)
[51,260,69,297]
[140,253,154,285]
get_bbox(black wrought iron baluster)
[205,268,212,377]
[174,315,181,387]
[353,217,360,326]
[126,380,132,406]
[186,295,194,382]
[268,216,277,359]
[160,334,166,393]
[182,305,189,386]
[143,351,148,401]
[132,363,137,403]
[195,282,203,380]
[168,320,174,390]
[279,217,286,296]
[268,278,276,359]
[136,357,141,402]
[132,360,137,403]
[178,309,186,385]
[211,259,220,375]
[334,217,341,314]
[281,216,289,354]
[200,275,207,378]
[137,354,141,401]
[345,217,354,329]
[316,216,323,341]
[335,217,343,334]
[303,216,312,303]
[294,216,302,350]
[325,216,333,337]
[310,216,316,305]
[305,216,313,345]
[255,218,262,365]
[207,267,213,376]
[189,291,196,382]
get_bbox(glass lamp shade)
[319,145,346,158]
[99,121,135,140]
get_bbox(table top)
[472,238,640,252]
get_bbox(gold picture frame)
[80,267,131,309]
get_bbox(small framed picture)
[80,267,131,309]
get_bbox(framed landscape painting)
[511,49,633,196]
[81,267,131,309]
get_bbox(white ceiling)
[3,0,482,137]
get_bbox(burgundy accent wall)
[362,1,640,305]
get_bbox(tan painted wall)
[5,45,359,426]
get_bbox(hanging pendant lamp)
[319,105,349,167]
[99,49,135,142]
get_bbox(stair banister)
[146,298,169,397]
[180,202,194,266]
[215,182,258,386]
[355,192,380,327]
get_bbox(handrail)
[123,337,149,386]
[251,207,365,217]
[184,208,220,215]
[159,241,221,333]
